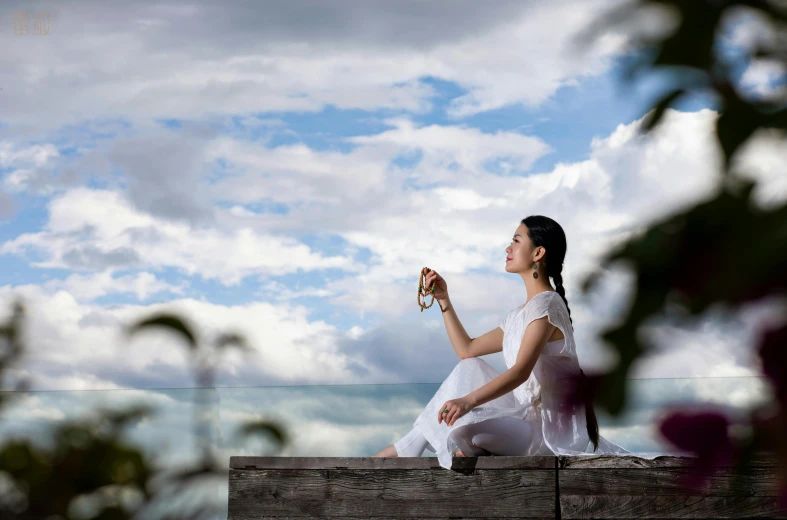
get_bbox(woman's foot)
[371,444,398,457]
[454,449,467,457]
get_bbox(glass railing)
[0,376,774,519]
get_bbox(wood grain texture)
[230,455,556,470]
[559,495,787,519]
[558,453,787,519]
[227,518,557,520]
[557,453,777,469]
[228,454,787,519]
[229,456,555,519]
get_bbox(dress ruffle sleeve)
[521,291,575,358]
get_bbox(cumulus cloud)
[0,187,356,284]
[0,0,634,136]
[0,140,65,195]
[1,108,784,396]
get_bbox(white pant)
[394,416,534,457]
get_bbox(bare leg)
[371,444,398,457]
[376,426,431,458]
[373,443,467,457]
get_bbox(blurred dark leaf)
[92,506,132,520]
[582,0,787,165]
[238,420,289,448]
[649,0,722,71]
[750,407,787,509]
[580,176,787,416]
[715,83,787,167]
[164,459,220,490]
[641,88,687,132]
[125,313,197,350]
[758,321,787,413]
[739,0,787,22]
[214,331,251,352]
[98,404,154,429]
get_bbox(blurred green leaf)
[238,420,289,448]
[125,313,197,350]
[581,175,787,416]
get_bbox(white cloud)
[721,7,786,100]
[348,117,551,176]
[2,108,785,393]
[0,0,635,136]
[0,140,62,194]
[740,60,787,99]
[733,128,787,208]
[0,284,372,391]
[0,187,356,285]
[41,270,186,302]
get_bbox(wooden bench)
[228,453,786,519]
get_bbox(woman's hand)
[423,268,449,301]
[438,396,475,426]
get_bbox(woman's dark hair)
[522,215,599,452]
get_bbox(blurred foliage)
[567,0,787,503]
[2,0,787,516]
[0,301,288,519]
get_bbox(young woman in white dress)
[372,215,641,470]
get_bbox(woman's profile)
[372,215,661,469]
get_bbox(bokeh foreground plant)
[0,299,287,519]
[565,0,787,505]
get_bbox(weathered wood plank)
[228,497,556,518]
[228,453,786,519]
[230,455,555,470]
[558,453,779,469]
[229,466,556,518]
[559,495,787,519]
[230,468,554,500]
[559,466,780,496]
[558,453,787,519]
[228,517,557,520]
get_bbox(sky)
[1,0,786,421]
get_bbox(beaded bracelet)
[417,266,436,312]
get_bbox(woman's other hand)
[438,396,474,426]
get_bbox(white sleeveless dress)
[410,290,658,470]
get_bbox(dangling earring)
[532,262,539,279]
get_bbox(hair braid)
[551,270,572,327]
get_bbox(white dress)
[411,290,662,470]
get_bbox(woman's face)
[505,224,530,271]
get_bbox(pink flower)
[659,409,736,491]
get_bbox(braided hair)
[522,215,599,451]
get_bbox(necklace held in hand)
[418,267,436,312]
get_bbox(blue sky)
[0,0,782,418]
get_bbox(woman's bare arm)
[436,296,472,359]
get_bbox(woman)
[372,215,660,470]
